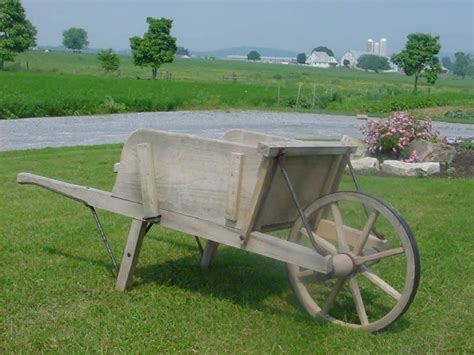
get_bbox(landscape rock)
[382,160,440,177]
[349,157,380,174]
[406,139,456,164]
[341,135,368,158]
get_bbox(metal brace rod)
[88,206,119,273]
[194,236,204,256]
[276,152,323,252]
[346,158,370,219]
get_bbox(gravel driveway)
[1,111,473,151]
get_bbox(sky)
[23,0,474,56]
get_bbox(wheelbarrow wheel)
[287,191,420,332]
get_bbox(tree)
[312,46,334,57]
[343,59,350,67]
[453,52,472,79]
[62,27,89,52]
[296,52,306,64]
[247,50,260,61]
[391,33,442,91]
[0,0,37,70]
[176,46,189,56]
[441,56,453,71]
[130,17,177,80]
[357,54,390,73]
[97,49,119,73]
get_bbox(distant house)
[340,50,371,67]
[305,51,338,68]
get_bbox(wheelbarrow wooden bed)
[17,128,420,332]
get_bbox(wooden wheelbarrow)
[18,129,420,332]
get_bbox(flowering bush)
[361,112,440,157]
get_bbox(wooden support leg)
[115,219,148,291]
[200,241,219,269]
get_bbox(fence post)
[296,84,302,107]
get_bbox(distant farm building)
[225,55,296,64]
[305,51,337,68]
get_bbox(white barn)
[305,51,338,68]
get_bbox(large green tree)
[453,52,472,79]
[62,27,89,52]
[391,33,442,91]
[130,17,177,80]
[312,46,334,57]
[0,0,36,70]
[357,54,390,73]
[296,52,306,64]
[247,50,261,61]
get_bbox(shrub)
[361,111,440,156]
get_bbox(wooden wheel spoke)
[300,228,337,255]
[330,203,349,253]
[353,211,379,255]
[297,269,314,278]
[361,268,401,301]
[349,275,369,326]
[321,277,346,314]
[355,247,404,265]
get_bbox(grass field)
[1,144,473,352]
[1,51,473,122]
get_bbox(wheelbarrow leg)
[116,219,148,291]
[200,241,219,269]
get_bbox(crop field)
[1,51,473,121]
[1,144,473,352]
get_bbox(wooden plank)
[111,129,263,230]
[240,157,277,246]
[200,240,219,269]
[115,219,148,291]
[17,173,145,220]
[316,219,388,251]
[158,209,332,274]
[136,143,160,219]
[225,153,244,221]
[258,141,356,157]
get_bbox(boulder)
[341,135,368,158]
[349,157,380,174]
[381,160,440,177]
[406,139,456,164]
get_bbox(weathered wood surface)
[116,219,148,291]
[112,129,354,232]
[136,143,160,219]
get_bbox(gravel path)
[1,110,473,151]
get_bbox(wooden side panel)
[256,155,344,229]
[112,129,262,228]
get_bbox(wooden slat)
[316,219,388,251]
[258,141,356,157]
[240,157,277,246]
[225,152,244,221]
[136,143,160,219]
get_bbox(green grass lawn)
[1,51,473,122]
[1,145,473,352]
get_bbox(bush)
[361,111,440,156]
